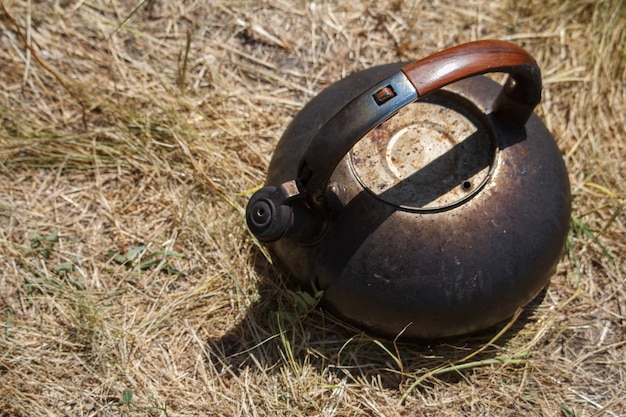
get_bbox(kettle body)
[246,41,571,339]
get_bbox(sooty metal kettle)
[246,40,571,339]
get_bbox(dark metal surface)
[248,59,570,339]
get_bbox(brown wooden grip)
[402,40,542,126]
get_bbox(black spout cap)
[246,186,293,242]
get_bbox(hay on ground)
[0,0,625,415]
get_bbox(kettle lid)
[350,96,496,211]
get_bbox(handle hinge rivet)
[373,85,396,105]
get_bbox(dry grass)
[0,0,625,415]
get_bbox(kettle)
[246,40,571,339]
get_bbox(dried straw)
[1,0,624,415]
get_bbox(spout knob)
[246,180,325,243]
[246,186,293,242]
[249,199,272,229]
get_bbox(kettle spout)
[246,180,325,243]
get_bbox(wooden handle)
[402,40,542,126]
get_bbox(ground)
[0,0,625,416]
